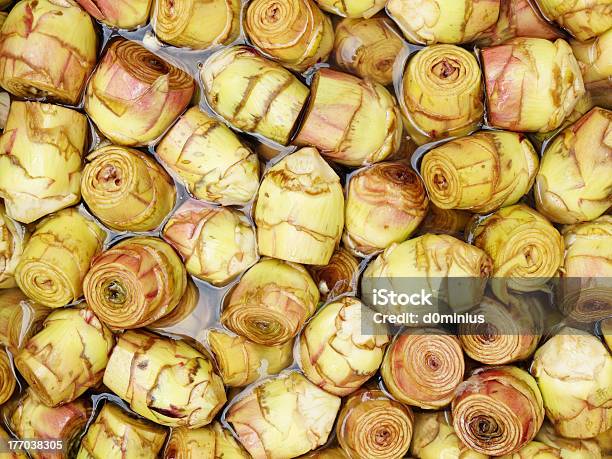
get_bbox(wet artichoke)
[298,297,389,396]
[14,307,113,407]
[387,0,500,45]
[535,107,612,224]
[84,237,187,329]
[85,39,195,146]
[0,101,88,224]
[163,422,250,459]
[226,371,341,459]
[201,46,309,145]
[535,0,612,40]
[421,131,539,214]
[0,348,15,405]
[295,69,403,166]
[15,208,105,308]
[103,330,226,428]
[162,200,257,286]
[452,366,545,456]
[254,148,344,265]
[76,0,153,29]
[221,258,319,345]
[81,146,176,232]
[207,329,294,387]
[0,202,26,288]
[400,45,483,144]
[333,17,403,85]
[343,162,429,255]
[531,328,612,439]
[381,329,465,409]
[0,289,49,353]
[307,247,359,301]
[152,0,240,49]
[76,403,167,459]
[245,0,333,72]
[571,28,612,90]
[336,389,414,459]
[0,0,97,105]
[156,106,260,206]
[482,37,585,132]
[315,0,384,18]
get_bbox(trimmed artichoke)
[400,45,483,144]
[482,37,585,132]
[0,101,88,224]
[531,328,612,439]
[307,247,359,301]
[571,28,612,90]
[387,0,500,45]
[295,69,403,166]
[201,46,309,145]
[254,148,344,265]
[77,403,167,459]
[336,389,414,459]
[76,0,153,29]
[499,440,601,458]
[162,200,258,286]
[85,39,195,147]
[0,348,15,405]
[535,0,612,40]
[163,422,250,459]
[81,146,176,232]
[226,371,341,459]
[147,277,199,329]
[0,0,97,105]
[417,205,471,237]
[0,202,27,289]
[156,106,260,206]
[452,366,545,456]
[15,208,105,308]
[315,0,384,18]
[301,448,348,458]
[221,258,319,345]
[103,330,226,428]
[298,297,389,396]
[343,162,428,255]
[152,0,240,49]
[207,329,294,387]
[535,107,612,224]
[84,237,187,329]
[245,0,333,72]
[421,131,539,214]
[0,289,49,353]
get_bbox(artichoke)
[410,412,489,459]
[336,388,414,459]
[85,39,195,147]
[221,258,319,345]
[76,403,167,459]
[295,69,403,166]
[0,426,27,459]
[226,371,341,459]
[245,0,333,72]
[0,289,49,353]
[499,440,601,458]
[535,0,612,40]
[76,0,153,29]
[0,101,88,224]
[307,247,359,301]
[84,236,187,329]
[400,45,483,145]
[387,0,500,45]
[0,0,97,105]
[6,389,90,459]
[0,348,15,405]
[0,202,26,289]
[571,28,612,90]
[163,422,250,459]
[417,205,471,237]
[333,17,403,86]
[152,0,240,49]
[343,162,428,255]
[103,330,226,428]
[15,208,105,308]
[535,107,612,224]
[207,328,294,387]
[156,106,260,206]
[315,0,384,18]
[162,200,258,286]
[381,329,465,409]
[421,131,539,214]
[525,422,602,458]
[254,148,344,265]
[301,448,348,458]
[81,145,176,232]
[147,277,199,329]
[298,297,389,396]
[531,328,612,439]
[201,46,309,145]
[482,37,585,132]
[452,366,545,456]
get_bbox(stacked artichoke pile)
[0,0,610,458]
